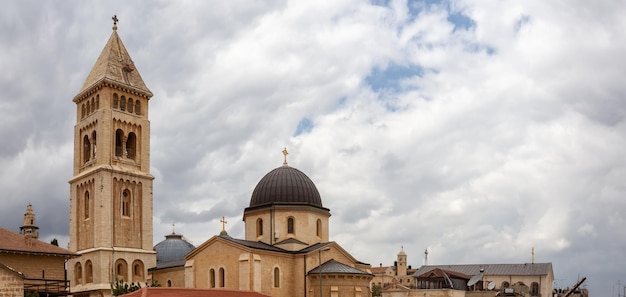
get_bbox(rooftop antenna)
[424,248,429,265]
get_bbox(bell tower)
[67,17,156,297]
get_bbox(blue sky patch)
[294,117,314,136]
[448,11,475,31]
[365,63,424,92]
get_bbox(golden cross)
[282,147,288,165]
[220,216,227,232]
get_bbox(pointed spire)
[76,19,152,99]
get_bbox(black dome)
[248,165,323,209]
[154,233,195,263]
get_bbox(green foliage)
[111,279,142,296]
[147,279,161,287]
[24,291,39,297]
[372,284,382,297]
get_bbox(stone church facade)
[67,21,373,297]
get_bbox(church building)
[67,17,156,297]
[67,19,373,297]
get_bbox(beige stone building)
[0,205,78,296]
[154,160,375,297]
[66,20,156,297]
[370,247,417,290]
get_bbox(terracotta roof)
[414,263,553,277]
[0,227,78,257]
[120,287,271,297]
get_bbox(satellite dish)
[467,273,483,286]
[487,282,496,290]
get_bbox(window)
[115,259,128,281]
[91,131,97,158]
[115,129,124,157]
[81,104,85,118]
[274,267,280,287]
[122,190,131,217]
[531,282,539,296]
[127,98,134,113]
[316,219,321,237]
[132,260,144,282]
[75,262,82,285]
[167,280,172,287]
[287,217,295,234]
[96,95,100,109]
[83,135,91,163]
[257,219,263,237]
[90,98,95,114]
[85,260,93,283]
[135,100,141,115]
[84,191,90,219]
[126,132,137,159]
[209,269,216,288]
[219,267,225,287]
[113,94,119,109]
[120,96,126,111]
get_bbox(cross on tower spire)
[220,216,227,232]
[112,15,119,30]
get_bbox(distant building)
[371,247,417,289]
[149,230,195,287]
[0,205,78,296]
[382,262,554,297]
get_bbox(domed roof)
[248,165,323,209]
[154,232,195,263]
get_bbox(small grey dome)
[154,233,195,263]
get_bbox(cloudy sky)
[1,0,625,295]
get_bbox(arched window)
[85,260,93,283]
[90,98,95,114]
[502,281,510,289]
[81,104,85,118]
[120,96,126,111]
[122,190,131,217]
[132,260,144,283]
[84,191,90,219]
[135,100,141,115]
[273,267,280,287]
[96,95,99,109]
[113,94,119,109]
[256,219,263,237]
[91,131,97,159]
[209,269,216,288]
[531,282,539,296]
[316,219,322,237]
[219,267,225,287]
[287,217,295,234]
[126,132,137,159]
[83,135,91,163]
[167,280,172,287]
[127,98,134,113]
[115,259,128,281]
[74,262,82,285]
[115,129,124,157]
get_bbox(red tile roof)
[0,227,78,257]
[120,287,272,297]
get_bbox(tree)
[372,284,383,297]
[111,280,142,296]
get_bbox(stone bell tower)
[67,17,156,297]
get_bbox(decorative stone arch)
[114,259,128,281]
[115,129,124,157]
[85,260,93,283]
[287,217,295,234]
[84,191,90,219]
[83,135,91,163]
[135,100,141,115]
[113,93,119,109]
[127,98,134,113]
[120,96,126,111]
[218,267,225,287]
[74,262,82,285]
[122,189,132,217]
[209,268,216,288]
[256,218,263,237]
[531,282,539,296]
[126,132,137,159]
[132,260,144,283]
[316,218,322,237]
[273,265,281,288]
